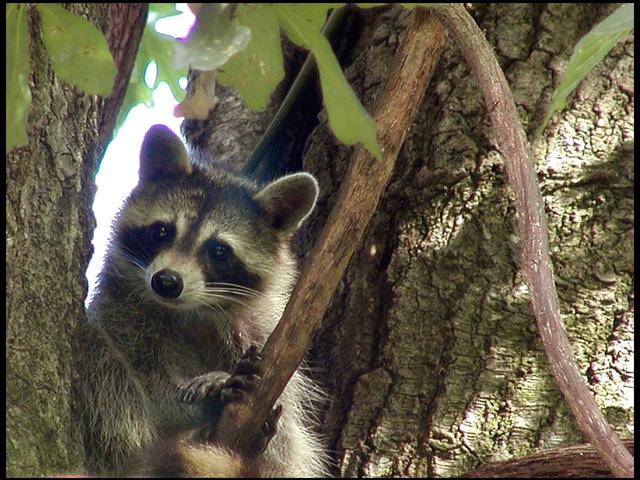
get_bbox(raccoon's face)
[109,125,318,312]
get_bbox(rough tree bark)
[6,4,145,476]
[194,3,632,477]
[299,4,633,477]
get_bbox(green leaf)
[37,4,116,95]
[6,4,31,154]
[174,3,251,71]
[113,5,189,136]
[539,3,633,135]
[275,4,381,158]
[139,29,185,99]
[284,4,344,32]
[217,4,285,112]
[592,3,634,33]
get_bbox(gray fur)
[78,125,328,476]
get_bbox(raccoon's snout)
[151,269,183,299]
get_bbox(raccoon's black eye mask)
[205,239,232,263]
[120,221,176,266]
[148,222,176,244]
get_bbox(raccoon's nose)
[151,269,183,299]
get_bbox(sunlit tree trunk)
[196,4,632,477]
[299,4,633,476]
[201,4,633,476]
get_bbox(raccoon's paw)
[216,345,283,455]
[177,370,231,404]
[219,344,262,403]
[248,403,283,456]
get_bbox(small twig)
[221,9,448,454]
[431,4,633,478]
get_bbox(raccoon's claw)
[219,374,261,403]
[235,344,263,376]
[219,345,263,404]
[177,345,263,405]
[177,370,231,404]
[235,344,282,455]
[202,345,281,455]
[248,404,283,456]
[263,404,282,441]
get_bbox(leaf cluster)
[7,4,116,153]
[5,3,634,157]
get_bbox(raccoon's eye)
[206,240,232,262]
[148,222,174,243]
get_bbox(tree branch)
[463,437,635,478]
[220,9,448,454]
[431,4,634,478]
[97,4,147,161]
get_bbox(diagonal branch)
[219,9,448,455]
[431,4,634,478]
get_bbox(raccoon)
[77,125,328,476]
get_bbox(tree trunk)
[6,4,145,476]
[195,4,632,477]
[297,4,633,477]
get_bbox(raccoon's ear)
[139,124,191,182]
[254,173,319,234]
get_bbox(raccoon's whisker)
[105,257,142,285]
[200,291,238,304]
[206,281,259,290]
[204,285,257,293]
[204,283,265,299]
[119,248,146,271]
[204,285,259,297]
[125,286,142,303]
[118,235,152,266]
[122,255,144,272]
[200,298,236,323]
[112,243,146,273]
[194,297,230,320]
[107,263,125,279]
[203,288,259,299]
[200,291,257,313]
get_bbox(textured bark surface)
[6,4,145,476]
[186,4,634,476]
[296,4,633,477]
[432,4,632,476]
